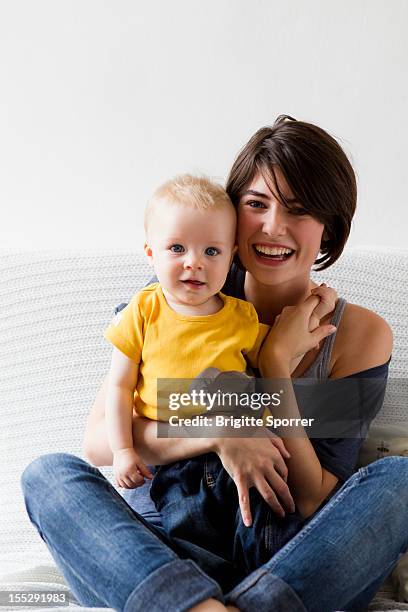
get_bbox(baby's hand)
[113,448,153,489]
[309,283,337,331]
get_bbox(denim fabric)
[21,453,408,612]
[21,453,223,612]
[226,455,408,612]
[150,453,306,584]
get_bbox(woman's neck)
[244,273,317,325]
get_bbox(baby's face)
[145,201,237,307]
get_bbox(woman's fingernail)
[329,326,337,333]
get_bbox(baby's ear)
[144,243,154,267]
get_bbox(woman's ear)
[322,228,330,242]
[144,243,154,267]
[320,229,330,249]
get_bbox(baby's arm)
[106,347,153,488]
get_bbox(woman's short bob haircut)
[226,115,357,270]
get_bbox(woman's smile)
[237,169,324,285]
[252,242,296,265]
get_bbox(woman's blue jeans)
[21,453,408,612]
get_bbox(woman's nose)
[262,204,286,236]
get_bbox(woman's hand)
[214,431,295,527]
[309,283,337,331]
[259,294,337,373]
[288,283,337,371]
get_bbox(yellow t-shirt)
[104,283,269,420]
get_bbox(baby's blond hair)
[144,174,234,235]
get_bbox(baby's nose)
[184,253,203,269]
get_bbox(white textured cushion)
[0,250,151,571]
[0,564,114,610]
[0,247,407,605]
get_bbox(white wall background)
[1,0,407,251]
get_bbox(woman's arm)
[83,377,290,473]
[330,304,392,378]
[82,374,112,465]
[258,298,393,519]
[82,374,214,466]
[82,374,296,523]
[258,294,338,518]
[260,357,340,519]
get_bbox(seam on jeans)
[264,512,273,553]
[227,571,307,611]
[228,568,269,598]
[260,467,366,569]
[124,558,223,612]
[36,459,180,565]
[204,456,216,488]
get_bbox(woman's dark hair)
[226,115,357,270]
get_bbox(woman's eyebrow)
[241,189,269,198]
[241,188,298,203]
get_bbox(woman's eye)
[205,247,220,256]
[287,206,308,216]
[247,200,266,209]
[170,244,184,253]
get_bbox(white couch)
[1,248,407,611]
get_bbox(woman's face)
[237,168,324,286]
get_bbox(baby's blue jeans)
[150,453,307,592]
[21,453,408,612]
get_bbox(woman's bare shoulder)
[330,302,393,378]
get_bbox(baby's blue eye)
[170,244,184,253]
[205,247,220,256]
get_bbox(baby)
[103,174,334,577]
[104,175,274,485]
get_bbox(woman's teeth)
[253,245,294,258]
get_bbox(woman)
[21,116,408,612]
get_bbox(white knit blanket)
[0,248,407,610]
